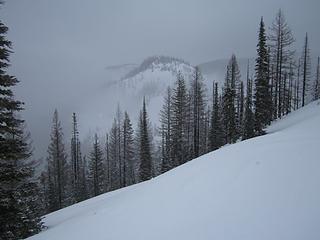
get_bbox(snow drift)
[29,101,320,240]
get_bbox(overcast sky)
[1,0,320,158]
[3,0,320,66]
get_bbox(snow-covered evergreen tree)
[223,55,240,144]
[122,111,135,186]
[46,110,70,211]
[138,98,153,182]
[159,87,173,173]
[70,112,82,202]
[88,134,105,196]
[254,17,273,134]
[209,82,224,151]
[0,8,41,237]
[171,72,189,166]
[300,32,311,107]
[243,78,255,140]
[314,57,320,100]
[190,67,207,158]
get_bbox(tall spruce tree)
[109,119,120,190]
[209,82,224,151]
[138,97,153,182]
[223,55,240,144]
[46,110,69,211]
[238,81,244,127]
[254,17,273,134]
[301,32,311,107]
[122,111,135,187]
[159,87,173,173]
[243,76,255,140]
[190,67,207,158]
[88,134,105,196]
[70,112,81,202]
[0,6,43,237]
[314,57,320,100]
[171,72,188,166]
[105,133,111,191]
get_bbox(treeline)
[0,2,43,238]
[1,7,320,240]
[39,10,320,215]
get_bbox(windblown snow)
[29,101,320,240]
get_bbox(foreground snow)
[29,101,320,240]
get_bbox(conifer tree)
[46,110,69,211]
[301,32,311,107]
[88,134,105,196]
[171,72,188,166]
[115,105,123,187]
[294,59,302,110]
[238,81,244,128]
[138,97,153,182]
[314,57,320,100]
[243,78,255,140]
[190,67,207,158]
[159,87,173,173]
[70,112,81,202]
[109,119,120,190]
[209,82,224,150]
[105,133,111,191]
[254,17,272,134]
[122,111,135,186]
[0,5,42,237]
[223,55,240,144]
[78,151,88,201]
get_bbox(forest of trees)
[1,5,320,239]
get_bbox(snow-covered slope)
[30,104,320,240]
[78,56,196,134]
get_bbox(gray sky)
[3,0,320,66]
[1,0,320,158]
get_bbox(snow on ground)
[29,101,320,240]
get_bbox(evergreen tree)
[209,82,224,151]
[159,87,173,173]
[254,17,273,134]
[138,97,153,182]
[314,57,320,100]
[294,59,302,110]
[190,67,207,158]
[122,111,135,186]
[88,134,105,196]
[243,77,255,140]
[301,32,311,107]
[115,105,123,187]
[238,81,244,127]
[0,7,42,237]
[171,72,188,166]
[105,133,111,191]
[222,55,240,144]
[78,151,88,201]
[46,110,69,211]
[109,119,120,190]
[70,112,81,202]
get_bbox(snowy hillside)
[29,101,320,240]
[79,56,196,132]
